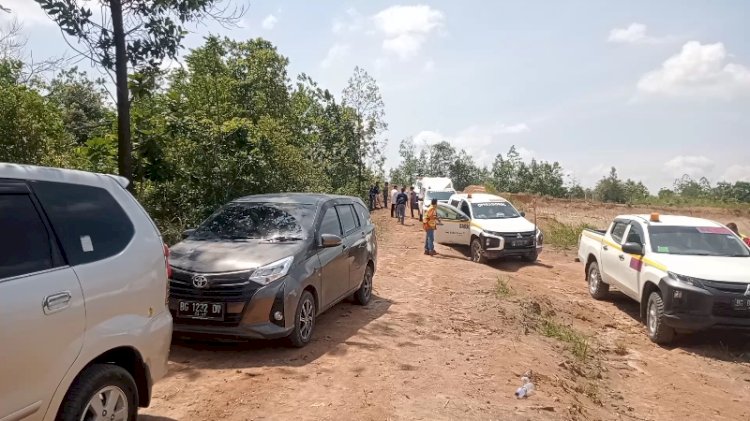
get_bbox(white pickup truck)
[432,193,543,263]
[578,213,750,344]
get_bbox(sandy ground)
[141,202,750,421]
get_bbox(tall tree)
[342,66,387,191]
[35,0,241,185]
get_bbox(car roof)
[0,163,127,188]
[618,214,724,227]
[449,193,508,203]
[234,193,360,206]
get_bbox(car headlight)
[249,256,294,285]
[667,271,703,288]
[536,229,544,246]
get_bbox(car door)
[316,205,350,308]
[608,222,646,299]
[0,182,85,421]
[336,204,368,292]
[600,220,629,287]
[435,204,471,244]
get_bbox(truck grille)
[169,267,260,301]
[499,231,536,249]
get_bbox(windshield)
[426,191,454,201]
[191,202,315,241]
[471,201,520,219]
[648,226,750,257]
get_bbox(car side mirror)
[321,234,343,248]
[520,211,526,217]
[622,242,644,255]
[182,229,196,239]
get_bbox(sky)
[2,0,750,192]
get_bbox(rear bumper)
[659,277,750,331]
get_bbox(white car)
[0,164,172,421]
[432,193,543,263]
[578,213,750,344]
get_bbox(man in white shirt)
[390,185,399,218]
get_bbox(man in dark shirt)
[396,187,409,225]
[409,186,422,221]
[383,182,389,209]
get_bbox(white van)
[416,177,455,200]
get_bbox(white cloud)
[664,155,715,178]
[261,14,278,30]
[373,5,445,60]
[320,43,349,69]
[722,165,750,183]
[608,23,649,44]
[332,8,363,34]
[423,59,435,72]
[637,41,750,99]
[0,0,53,26]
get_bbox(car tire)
[646,292,675,345]
[354,265,374,305]
[522,251,538,263]
[57,364,138,421]
[586,261,610,300]
[288,290,316,348]
[470,237,486,264]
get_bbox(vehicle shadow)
[139,416,179,421]
[439,245,554,271]
[608,290,750,363]
[165,294,393,375]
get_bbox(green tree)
[47,67,113,144]
[594,167,626,203]
[36,0,241,185]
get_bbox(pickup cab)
[432,193,543,263]
[578,213,750,344]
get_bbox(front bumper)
[480,232,543,259]
[659,277,750,331]
[169,279,293,340]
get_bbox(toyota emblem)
[192,275,208,289]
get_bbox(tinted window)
[336,205,358,235]
[450,200,460,208]
[460,202,471,217]
[192,202,314,241]
[649,225,749,257]
[33,181,134,265]
[426,191,454,201]
[436,205,464,220]
[354,203,371,227]
[319,207,342,236]
[610,222,627,243]
[626,223,644,244]
[470,201,520,219]
[0,194,54,279]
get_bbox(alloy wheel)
[299,298,315,341]
[80,386,128,421]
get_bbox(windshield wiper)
[265,235,305,242]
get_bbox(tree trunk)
[110,0,132,188]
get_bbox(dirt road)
[141,207,750,421]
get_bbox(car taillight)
[163,244,171,305]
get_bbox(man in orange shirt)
[727,222,750,247]
[423,198,440,255]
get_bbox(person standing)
[727,222,750,247]
[409,186,422,220]
[396,187,408,225]
[383,182,389,209]
[373,183,381,209]
[368,184,376,211]
[423,198,440,255]
[390,185,399,218]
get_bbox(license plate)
[177,300,225,320]
[731,298,750,311]
[511,239,532,247]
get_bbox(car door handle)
[43,291,72,315]
[602,245,609,251]
[618,254,625,261]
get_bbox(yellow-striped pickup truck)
[577,213,750,344]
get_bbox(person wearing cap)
[727,222,750,247]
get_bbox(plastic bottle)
[514,375,535,399]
